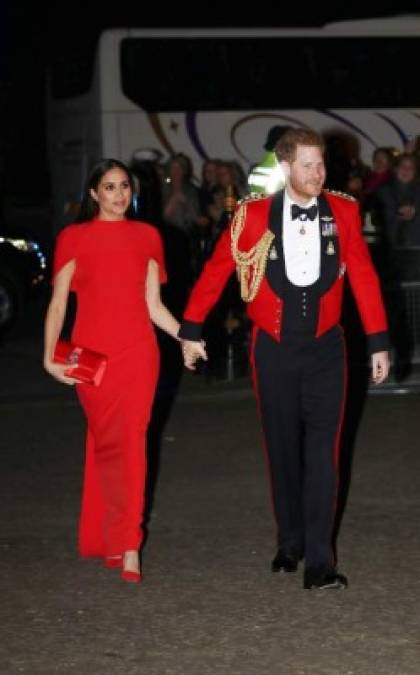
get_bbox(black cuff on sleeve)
[178,320,203,341]
[367,331,390,355]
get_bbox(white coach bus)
[46,16,420,228]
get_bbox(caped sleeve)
[52,225,79,290]
[149,227,167,284]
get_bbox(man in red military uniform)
[179,128,389,590]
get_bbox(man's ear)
[280,161,290,179]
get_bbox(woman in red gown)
[44,159,180,582]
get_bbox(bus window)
[121,37,420,111]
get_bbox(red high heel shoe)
[121,551,143,583]
[121,570,143,583]
[104,555,123,569]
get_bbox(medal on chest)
[326,240,335,255]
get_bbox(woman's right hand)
[43,360,79,386]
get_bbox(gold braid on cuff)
[230,204,275,303]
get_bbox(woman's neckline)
[92,217,129,224]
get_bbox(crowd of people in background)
[334,133,420,380]
[325,132,420,250]
[128,153,249,380]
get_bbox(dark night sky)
[2,1,420,203]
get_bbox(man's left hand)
[371,351,390,385]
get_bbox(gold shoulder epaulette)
[324,189,357,202]
[237,192,267,206]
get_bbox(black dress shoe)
[303,566,348,590]
[271,549,300,573]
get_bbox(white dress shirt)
[282,190,320,287]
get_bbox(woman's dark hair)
[76,158,136,222]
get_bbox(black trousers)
[253,325,346,569]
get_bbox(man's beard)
[289,178,322,201]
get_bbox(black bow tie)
[291,203,318,221]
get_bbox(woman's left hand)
[44,360,80,386]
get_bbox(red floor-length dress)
[53,219,167,558]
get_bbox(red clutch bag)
[53,340,108,386]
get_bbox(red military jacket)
[179,190,388,353]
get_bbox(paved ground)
[1,327,420,675]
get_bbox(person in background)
[162,154,201,235]
[376,153,420,247]
[362,147,396,249]
[208,161,246,239]
[404,134,420,172]
[199,159,220,216]
[44,159,180,583]
[374,153,420,380]
[364,147,395,195]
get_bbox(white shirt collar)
[284,189,317,214]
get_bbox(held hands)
[43,359,79,386]
[371,351,390,385]
[180,339,208,370]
